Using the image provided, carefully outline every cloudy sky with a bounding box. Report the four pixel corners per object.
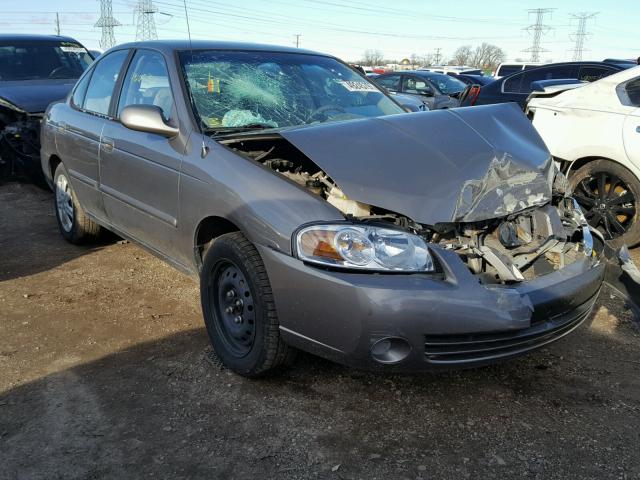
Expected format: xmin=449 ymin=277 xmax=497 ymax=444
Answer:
xmin=3 ymin=0 xmax=638 ymax=63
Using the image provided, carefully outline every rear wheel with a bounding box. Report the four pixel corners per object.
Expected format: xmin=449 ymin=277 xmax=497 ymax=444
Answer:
xmin=200 ymin=232 xmax=295 ymax=377
xmin=53 ymin=163 xmax=101 ymax=244
xmin=569 ymin=159 xmax=640 ymax=248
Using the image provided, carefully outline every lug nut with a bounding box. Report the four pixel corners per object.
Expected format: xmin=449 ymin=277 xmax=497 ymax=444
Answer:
xmin=235 ymin=299 xmax=243 ymax=307
xmin=234 ymin=315 xmax=243 ymax=324
xmin=225 ymin=306 xmax=234 ymax=314
xmin=226 ymin=290 xmax=235 ymax=299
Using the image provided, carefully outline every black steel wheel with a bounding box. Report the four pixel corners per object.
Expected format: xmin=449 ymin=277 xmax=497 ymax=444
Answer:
xmin=200 ymin=232 xmax=295 ymax=377
xmin=210 ymin=261 xmax=256 ymax=357
xmin=570 ymin=159 xmax=640 ymax=248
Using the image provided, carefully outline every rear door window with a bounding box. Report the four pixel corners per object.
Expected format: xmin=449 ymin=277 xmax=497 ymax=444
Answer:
xmin=497 ymin=65 xmax=522 ymax=77
xmin=514 ymin=65 xmax=577 ymax=94
xmin=578 ymin=66 xmax=615 ymax=82
xmin=376 ymin=74 xmax=401 ymax=93
xmin=71 ymin=70 xmax=93 ymax=108
xmin=617 ymin=77 xmax=640 ymax=107
xmin=83 ymin=50 xmax=129 ymax=116
xmin=402 ymin=76 xmax=433 ymax=95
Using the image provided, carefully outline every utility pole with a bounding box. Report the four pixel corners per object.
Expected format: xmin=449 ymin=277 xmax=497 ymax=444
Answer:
xmin=523 ymin=8 xmax=555 ymax=62
xmin=569 ymin=12 xmax=598 ymax=61
xmin=135 ymin=0 xmax=158 ymax=41
xmin=95 ymin=0 xmax=121 ymax=49
xmin=433 ymin=47 xmax=442 ymax=65
xmin=294 ymin=34 xmax=301 ymax=48
xmin=55 ymin=12 xmax=60 ymax=35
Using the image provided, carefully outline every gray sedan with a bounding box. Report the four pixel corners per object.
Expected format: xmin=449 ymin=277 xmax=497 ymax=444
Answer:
xmin=41 ymin=40 xmax=605 ymax=377
xmin=374 ymin=70 xmax=465 ymax=109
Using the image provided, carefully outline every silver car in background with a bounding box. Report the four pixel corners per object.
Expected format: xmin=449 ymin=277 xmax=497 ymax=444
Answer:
xmin=41 ymin=41 xmax=605 ymax=377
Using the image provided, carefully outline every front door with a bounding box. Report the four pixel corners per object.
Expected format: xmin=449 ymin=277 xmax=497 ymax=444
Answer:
xmin=99 ymin=49 xmax=183 ymax=256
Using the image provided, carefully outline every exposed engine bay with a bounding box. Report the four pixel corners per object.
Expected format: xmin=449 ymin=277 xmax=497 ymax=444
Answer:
xmin=0 ymin=101 xmax=42 ymax=183
xmin=221 ymin=134 xmax=598 ymax=285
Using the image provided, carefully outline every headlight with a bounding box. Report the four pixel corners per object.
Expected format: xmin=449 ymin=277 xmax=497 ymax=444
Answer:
xmin=295 ymin=224 xmax=435 ymax=272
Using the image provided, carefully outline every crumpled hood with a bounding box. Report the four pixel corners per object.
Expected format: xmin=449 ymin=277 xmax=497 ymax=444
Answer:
xmin=0 ymin=79 xmax=76 ymax=113
xmin=280 ymin=103 xmax=554 ymax=225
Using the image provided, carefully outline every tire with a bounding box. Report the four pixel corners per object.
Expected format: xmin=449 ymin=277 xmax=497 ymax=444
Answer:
xmin=569 ymin=159 xmax=640 ymax=249
xmin=53 ymin=163 xmax=101 ymax=244
xmin=200 ymin=232 xmax=295 ymax=377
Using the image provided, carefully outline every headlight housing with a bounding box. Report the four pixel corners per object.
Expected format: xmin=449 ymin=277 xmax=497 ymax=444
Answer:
xmin=295 ymin=224 xmax=435 ymax=272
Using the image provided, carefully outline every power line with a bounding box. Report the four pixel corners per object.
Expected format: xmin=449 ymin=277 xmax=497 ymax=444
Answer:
xmin=523 ymin=8 xmax=555 ymax=62
xmin=135 ymin=0 xmax=158 ymax=41
xmin=95 ymin=0 xmax=121 ymax=49
xmin=433 ymin=47 xmax=442 ymax=65
xmin=569 ymin=12 xmax=598 ymax=61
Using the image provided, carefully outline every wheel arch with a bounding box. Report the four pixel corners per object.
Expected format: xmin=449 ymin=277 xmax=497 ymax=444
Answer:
xmin=48 ymin=154 xmax=63 ymax=187
xmin=564 ymin=155 xmax=640 ymax=182
xmin=194 ymin=216 xmax=241 ymax=272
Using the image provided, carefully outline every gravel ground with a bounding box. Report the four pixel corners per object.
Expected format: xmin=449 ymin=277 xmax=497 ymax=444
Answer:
xmin=1 ymin=182 xmax=639 ymax=480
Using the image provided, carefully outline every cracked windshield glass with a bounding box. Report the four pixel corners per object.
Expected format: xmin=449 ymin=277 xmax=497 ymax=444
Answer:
xmin=179 ymin=50 xmax=404 ymax=132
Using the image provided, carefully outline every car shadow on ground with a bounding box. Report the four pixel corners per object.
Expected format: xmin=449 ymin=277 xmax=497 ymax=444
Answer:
xmin=1 ymin=306 xmax=639 ymax=479
xmin=0 ymin=183 xmax=116 ymax=282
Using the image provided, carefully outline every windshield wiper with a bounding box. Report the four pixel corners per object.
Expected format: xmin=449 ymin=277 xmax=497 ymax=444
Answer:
xmin=204 ymin=123 xmax=278 ymax=136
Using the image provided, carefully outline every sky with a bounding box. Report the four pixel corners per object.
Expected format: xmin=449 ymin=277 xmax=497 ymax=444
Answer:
xmin=1 ymin=0 xmax=638 ymax=63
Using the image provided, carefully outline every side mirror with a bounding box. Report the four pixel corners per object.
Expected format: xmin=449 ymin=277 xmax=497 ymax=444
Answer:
xmin=120 ymin=105 xmax=178 ymax=138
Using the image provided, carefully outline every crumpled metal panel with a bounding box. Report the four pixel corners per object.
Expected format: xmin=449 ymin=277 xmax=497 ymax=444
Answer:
xmin=280 ymin=103 xmax=553 ymax=225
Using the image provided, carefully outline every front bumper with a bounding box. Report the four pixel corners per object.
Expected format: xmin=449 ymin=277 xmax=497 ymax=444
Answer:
xmin=258 ymin=244 xmax=605 ymax=371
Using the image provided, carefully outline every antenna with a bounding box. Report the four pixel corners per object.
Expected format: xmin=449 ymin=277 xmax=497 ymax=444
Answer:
xmin=182 ymin=0 xmax=208 ymax=157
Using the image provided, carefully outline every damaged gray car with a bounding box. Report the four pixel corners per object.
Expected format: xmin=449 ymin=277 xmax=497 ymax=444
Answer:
xmin=41 ymin=41 xmax=619 ymax=377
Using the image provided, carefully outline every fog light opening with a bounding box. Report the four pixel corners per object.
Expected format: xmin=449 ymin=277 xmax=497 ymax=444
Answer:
xmin=370 ymin=337 xmax=412 ymax=364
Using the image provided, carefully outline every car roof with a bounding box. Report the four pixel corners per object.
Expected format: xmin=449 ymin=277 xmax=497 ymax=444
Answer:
xmin=397 ymin=70 xmax=455 ymax=78
xmin=0 ymin=34 xmax=83 ymax=43
xmin=107 ymin=39 xmax=327 ymax=57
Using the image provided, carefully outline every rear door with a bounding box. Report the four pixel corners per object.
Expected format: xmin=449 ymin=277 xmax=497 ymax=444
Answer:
xmin=375 ymin=74 xmax=401 ymax=94
xmin=99 ymin=48 xmax=182 ymax=255
xmin=56 ymin=49 xmax=129 ymax=220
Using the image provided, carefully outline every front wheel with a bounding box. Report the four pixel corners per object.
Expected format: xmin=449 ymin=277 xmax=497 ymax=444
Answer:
xmin=53 ymin=163 xmax=101 ymax=244
xmin=569 ymin=159 xmax=640 ymax=248
xmin=200 ymin=232 xmax=295 ymax=377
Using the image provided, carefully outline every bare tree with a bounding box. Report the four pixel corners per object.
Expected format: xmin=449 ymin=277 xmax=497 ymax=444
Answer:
xmin=362 ymin=49 xmax=385 ymax=67
xmin=451 ymin=45 xmax=472 ymax=66
xmin=468 ymin=43 xmax=506 ymax=71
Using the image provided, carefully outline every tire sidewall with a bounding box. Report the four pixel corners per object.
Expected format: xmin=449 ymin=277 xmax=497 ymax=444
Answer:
xmin=200 ymin=238 xmax=270 ymax=375
xmin=569 ymin=159 xmax=640 ymax=249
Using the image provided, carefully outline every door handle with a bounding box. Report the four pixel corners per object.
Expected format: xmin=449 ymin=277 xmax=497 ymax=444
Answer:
xmin=101 ymin=137 xmax=115 ymax=152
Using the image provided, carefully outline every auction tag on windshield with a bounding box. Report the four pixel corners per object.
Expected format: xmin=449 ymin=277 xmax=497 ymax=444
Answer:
xmin=337 ymin=80 xmax=378 ymax=92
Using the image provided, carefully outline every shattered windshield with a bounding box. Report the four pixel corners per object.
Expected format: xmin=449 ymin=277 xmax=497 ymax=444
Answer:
xmin=179 ymin=50 xmax=404 ymax=132
xmin=0 ymin=41 xmax=92 ymax=81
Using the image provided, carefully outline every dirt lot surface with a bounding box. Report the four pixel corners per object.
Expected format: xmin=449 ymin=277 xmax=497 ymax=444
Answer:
xmin=1 ymin=182 xmax=639 ymax=480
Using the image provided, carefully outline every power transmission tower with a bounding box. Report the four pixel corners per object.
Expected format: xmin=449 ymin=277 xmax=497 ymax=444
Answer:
xmin=95 ymin=0 xmax=121 ymax=49
xmin=294 ymin=34 xmax=301 ymax=48
xmin=433 ymin=47 xmax=442 ymax=65
xmin=523 ymin=8 xmax=555 ymax=62
xmin=569 ymin=12 xmax=598 ymax=61
xmin=135 ymin=0 xmax=158 ymax=41
xmin=55 ymin=13 xmax=60 ymax=35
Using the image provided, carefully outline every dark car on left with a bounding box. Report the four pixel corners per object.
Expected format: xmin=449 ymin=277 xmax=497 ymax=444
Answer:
xmin=0 ymin=34 xmax=94 ymax=185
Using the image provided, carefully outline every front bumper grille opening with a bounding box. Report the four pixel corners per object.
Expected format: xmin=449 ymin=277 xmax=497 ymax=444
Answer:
xmin=424 ymin=297 xmax=595 ymax=364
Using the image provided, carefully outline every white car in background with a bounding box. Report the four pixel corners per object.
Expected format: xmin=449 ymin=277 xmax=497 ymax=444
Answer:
xmin=527 ymin=66 xmax=640 ymax=247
